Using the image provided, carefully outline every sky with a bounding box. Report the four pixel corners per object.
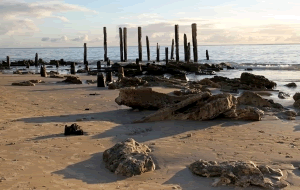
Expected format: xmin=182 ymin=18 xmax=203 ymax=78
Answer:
xmin=1 ymin=0 xmax=300 ymax=48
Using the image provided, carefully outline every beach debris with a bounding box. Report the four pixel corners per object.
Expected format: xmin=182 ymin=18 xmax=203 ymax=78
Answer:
xmin=240 ymin=72 xmax=277 ymax=90
xmin=62 ymin=76 xmax=82 ymax=84
xmin=77 ymin=69 xmax=87 ymax=73
xmin=189 ymin=159 xmax=286 ymax=189
xmin=12 ymin=81 xmax=35 ymax=86
xmin=278 ymin=92 xmax=290 ymax=99
xmin=103 ymin=138 xmax=155 ymax=177
xmin=13 ymin=70 xmax=23 ymax=74
xmin=86 ymin=80 xmax=97 ymax=84
xmin=285 ymin=82 xmax=297 ymax=88
xmin=64 ymin=123 xmax=83 ymax=136
xmin=115 ymin=87 xmax=192 ymax=110
xmin=245 ymin=68 xmax=253 ymax=71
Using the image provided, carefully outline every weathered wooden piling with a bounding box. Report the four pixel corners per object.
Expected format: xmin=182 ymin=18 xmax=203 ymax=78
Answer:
xmin=103 ymin=27 xmax=108 ymax=61
xmin=184 ymin=34 xmax=188 ymax=62
xmin=55 ymin=60 xmax=59 ymax=68
xmin=206 ymin=50 xmax=209 ymax=60
xmin=146 ymin=36 xmax=150 ymax=61
xmin=60 ymin=59 xmax=64 ymax=66
xmin=165 ymin=47 xmax=169 ymax=65
xmin=97 ymin=73 xmax=106 ymax=87
xmin=136 ymin=58 xmax=140 ymax=65
xmin=71 ymin=62 xmax=76 ymax=74
xmin=175 ymin=25 xmax=179 ymax=62
xmin=107 ymin=58 xmax=111 ymax=66
xmin=187 ymin=43 xmax=191 ymax=62
xmin=41 ymin=65 xmax=47 ymax=77
xmin=192 ymin=23 xmax=198 ymax=62
xmin=156 ymin=43 xmax=160 ymax=62
xmin=123 ymin=27 xmax=127 ymax=62
xmin=84 ymin=43 xmax=87 ymax=65
xmin=138 ymin=27 xmax=142 ymax=61
xmin=35 ymin=53 xmax=38 ymax=67
xmin=97 ymin=61 xmax=101 ymax=70
xmin=171 ymin=39 xmax=174 ymax=60
xmin=119 ymin=28 xmax=124 ymax=62
xmin=106 ymin=72 xmax=112 ymax=83
xmin=85 ymin=64 xmax=89 ymax=71
xmin=6 ymin=56 xmax=10 ymax=68
xmin=118 ymin=66 xmax=124 ymax=80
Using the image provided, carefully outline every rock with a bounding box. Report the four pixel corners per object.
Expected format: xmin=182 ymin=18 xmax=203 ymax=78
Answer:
xmin=285 ymin=82 xmax=297 ymax=88
xmin=293 ymin=99 xmax=300 ymax=108
xmin=64 ymin=123 xmax=83 ymax=136
xmin=86 ymin=80 xmax=97 ymax=84
xmin=189 ymin=159 xmax=284 ymax=189
xmin=245 ymin=68 xmax=253 ymax=71
xmin=29 ymin=80 xmax=45 ymax=84
xmin=115 ymin=87 xmax=191 ymax=110
xmin=50 ymin=75 xmax=65 ymax=78
xmin=225 ymin=106 xmax=264 ymax=121
xmin=278 ymin=92 xmax=290 ymax=99
xmin=103 ymin=138 xmax=155 ymax=177
xmin=12 ymin=81 xmax=35 ymax=86
xmin=77 ymin=69 xmax=87 ymax=73
xmin=170 ymin=73 xmax=187 ymax=81
xmin=240 ymin=72 xmax=276 ymax=90
xmin=238 ymin=91 xmax=272 ymax=107
xmin=13 ymin=70 xmax=22 ymax=74
xmin=108 ymin=82 xmax=117 ymax=90
xmin=198 ymin=78 xmax=221 ymax=88
xmin=293 ymin=92 xmax=300 ymax=101
xmin=166 ymin=61 xmax=201 ymax=72
xmin=173 ymin=89 xmax=202 ymax=96
xmin=284 ymin=110 xmax=297 ymax=117
xmin=62 ymin=76 xmax=82 ymax=84
xmin=146 ymin=64 xmax=166 ymax=75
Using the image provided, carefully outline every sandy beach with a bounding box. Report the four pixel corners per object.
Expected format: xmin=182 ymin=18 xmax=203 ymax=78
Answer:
xmin=0 ymin=73 xmax=300 ymax=190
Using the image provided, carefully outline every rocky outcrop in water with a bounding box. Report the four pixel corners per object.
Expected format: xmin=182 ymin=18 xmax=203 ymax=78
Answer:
xmin=103 ymin=138 xmax=155 ymax=177
xmin=240 ymin=72 xmax=277 ymax=90
xmin=285 ymin=82 xmax=297 ymax=88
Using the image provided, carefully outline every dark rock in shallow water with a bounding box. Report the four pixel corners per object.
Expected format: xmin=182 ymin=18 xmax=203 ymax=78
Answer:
xmin=64 ymin=123 xmax=83 ymax=136
xmin=285 ymin=82 xmax=297 ymax=88
xmin=241 ymin=72 xmax=277 ymax=90
xmin=293 ymin=92 xmax=300 ymax=101
xmin=103 ymin=138 xmax=155 ymax=177
xmin=245 ymin=68 xmax=253 ymax=71
xmin=278 ymin=91 xmax=290 ymax=99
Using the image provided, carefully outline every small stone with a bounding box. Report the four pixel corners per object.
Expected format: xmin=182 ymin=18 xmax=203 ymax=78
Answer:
xmin=187 ymin=134 xmax=192 ymax=137
xmin=85 ymin=108 xmax=90 ymax=111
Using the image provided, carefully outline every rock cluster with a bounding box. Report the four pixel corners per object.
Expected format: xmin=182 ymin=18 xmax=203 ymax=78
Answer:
xmin=64 ymin=123 xmax=83 ymax=136
xmin=108 ymin=77 xmax=148 ymax=89
xmin=103 ymin=138 xmax=155 ymax=177
xmin=62 ymin=76 xmax=82 ymax=84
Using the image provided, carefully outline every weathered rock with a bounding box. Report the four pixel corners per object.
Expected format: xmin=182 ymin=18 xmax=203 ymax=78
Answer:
xmin=103 ymin=138 xmax=155 ymax=177
xmin=77 ymin=69 xmax=87 ymax=73
xmin=238 ymin=91 xmax=272 ymax=107
xmin=146 ymin=64 xmax=165 ymax=75
xmin=86 ymin=80 xmax=97 ymax=84
xmin=116 ymin=87 xmax=191 ymax=110
xmin=62 ymin=76 xmax=82 ymax=84
xmin=13 ymin=70 xmax=22 ymax=74
xmin=224 ymin=106 xmax=264 ymax=121
xmin=278 ymin=92 xmax=290 ymax=99
xmin=170 ymin=73 xmax=187 ymax=81
xmin=29 ymin=80 xmax=45 ymax=84
xmin=64 ymin=123 xmax=83 ymax=136
xmin=293 ymin=99 xmax=300 ymax=109
xmin=50 ymin=74 xmax=65 ymax=78
xmin=198 ymin=78 xmax=221 ymax=88
xmin=12 ymin=81 xmax=35 ymax=86
xmin=173 ymin=88 xmax=202 ymax=96
xmin=293 ymin=92 xmax=300 ymax=101
xmin=108 ymin=82 xmax=117 ymax=90
xmin=240 ymin=72 xmax=277 ymax=90
xmin=285 ymin=82 xmax=297 ymax=88
xmin=166 ymin=61 xmax=201 ymax=72
xmin=189 ymin=159 xmax=284 ymax=189
xmin=284 ymin=110 xmax=297 ymax=117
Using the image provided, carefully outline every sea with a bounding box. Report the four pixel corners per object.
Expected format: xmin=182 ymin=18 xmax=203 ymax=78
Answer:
xmin=1 ymin=44 xmax=300 ymax=109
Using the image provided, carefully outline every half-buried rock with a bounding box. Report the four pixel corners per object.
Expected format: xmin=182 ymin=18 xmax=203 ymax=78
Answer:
xmin=62 ymin=76 xmax=82 ymax=84
xmin=64 ymin=123 xmax=83 ymax=136
xmin=103 ymin=138 xmax=155 ymax=177
xmin=12 ymin=81 xmax=35 ymax=86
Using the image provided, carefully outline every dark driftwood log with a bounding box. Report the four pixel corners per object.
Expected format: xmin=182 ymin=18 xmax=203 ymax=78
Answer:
xmin=206 ymin=50 xmax=209 ymax=60
xmin=184 ymin=34 xmax=188 ymax=62
xmin=156 ymin=43 xmax=160 ymax=62
xmin=171 ymin=39 xmax=174 ymax=60
xmin=35 ymin=53 xmax=38 ymax=67
xmin=175 ymin=25 xmax=179 ymax=62
xmin=165 ymin=47 xmax=169 ymax=65
xmin=119 ymin=28 xmax=124 ymax=62
xmin=146 ymin=36 xmax=150 ymax=61
xmin=192 ymin=23 xmax=198 ymax=62
xmin=71 ymin=62 xmax=76 ymax=75
xmin=103 ymin=27 xmax=108 ymax=61
xmin=138 ymin=27 xmax=142 ymax=61
xmin=84 ymin=43 xmax=87 ymax=65
xmin=123 ymin=27 xmax=127 ymax=62
xmin=97 ymin=73 xmax=106 ymax=87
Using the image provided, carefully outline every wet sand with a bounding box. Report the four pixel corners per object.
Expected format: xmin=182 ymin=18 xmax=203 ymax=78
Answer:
xmin=0 ymin=73 xmax=300 ymax=190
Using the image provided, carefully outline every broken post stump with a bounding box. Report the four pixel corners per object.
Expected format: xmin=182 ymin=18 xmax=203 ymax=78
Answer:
xmin=97 ymin=61 xmax=101 ymax=70
xmin=41 ymin=65 xmax=47 ymax=77
xmin=187 ymin=43 xmax=191 ymax=62
xmin=206 ymin=50 xmax=209 ymax=60
xmin=6 ymin=56 xmax=10 ymax=69
xmin=107 ymin=58 xmax=111 ymax=66
xmin=118 ymin=66 xmax=125 ymax=80
xmin=84 ymin=43 xmax=87 ymax=65
xmin=106 ymin=71 xmax=113 ymax=83
xmin=35 ymin=53 xmax=38 ymax=67
xmin=171 ymin=39 xmax=174 ymax=60
xmin=60 ymin=59 xmax=64 ymax=66
xmin=71 ymin=62 xmax=76 ymax=75
xmin=136 ymin=58 xmax=140 ymax=65
xmin=184 ymin=34 xmax=188 ymax=62
xmin=103 ymin=27 xmax=108 ymax=61
xmin=119 ymin=27 xmax=124 ymax=62
xmin=55 ymin=60 xmax=59 ymax=68
xmin=165 ymin=47 xmax=169 ymax=65
xmin=192 ymin=23 xmax=198 ymax=62
xmin=97 ymin=72 xmax=106 ymax=87
xmin=146 ymin=36 xmax=150 ymax=61
xmin=175 ymin=25 xmax=179 ymax=62
xmin=123 ymin=27 xmax=127 ymax=62
xmin=138 ymin=26 xmax=142 ymax=61
xmin=85 ymin=64 xmax=89 ymax=71
xmin=156 ymin=43 xmax=160 ymax=62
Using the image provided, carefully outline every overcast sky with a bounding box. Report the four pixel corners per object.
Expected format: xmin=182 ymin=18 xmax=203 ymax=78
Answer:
xmin=1 ymin=0 xmax=300 ymax=48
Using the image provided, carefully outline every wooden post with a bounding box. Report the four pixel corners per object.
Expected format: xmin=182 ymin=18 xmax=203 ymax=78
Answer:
xmin=84 ymin=43 xmax=87 ymax=65
xmin=123 ymin=27 xmax=127 ymax=62
xmin=107 ymin=58 xmax=111 ymax=66
xmin=192 ymin=23 xmax=198 ymax=62
xmin=35 ymin=53 xmax=38 ymax=67
xmin=165 ymin=47 xmax=169 ymax=65
xmin=55 ymin=60 xmax=59 ymax=68
xmin=136 ymin=58 xmax=140 ymax=65
xmin=206 ymin=50 xmax=209 ymax=60
xmin=97 ymin=61 xmax=101 ymax=70
xmin=118 ymin=66 xmax=124 ymax=80
xmin=175 ymin=25 xmax=179 ymax=62
xmin=41 ymin=64 xmax=47 ymax=77
xmin=171 ymin=39 xmax=174 ymax=60
xmin=97 ymin=73 xmax=106 ymax=87
xmin=6 ymin=56 xmax=10 ymax=69
xmin=138 ymin=27 xmax=142 ymax=61
xmin=187 ymin=43 xmax=191 ymax=62
xmin=106 ymin=72 xmax=112 ymax=82
xmin=60 ymin=59 xmax=64 ymax=66
xmin=184 ymin=34 xmax=187 ymax=62
xmin=146 ymin=36 xmax=150 ymax=61
xmin=156 ymin=43 xmax=160 ymax=62
xmin=71 ymin=62 xmax=76 ymax=75
xmin=103 ymin=27 xmax=108 ymax=61
xmin=119 ymin=28 xmax=124 ymax=62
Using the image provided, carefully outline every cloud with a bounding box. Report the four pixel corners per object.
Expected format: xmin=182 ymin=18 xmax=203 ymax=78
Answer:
xmin=0 ymin=1 xmax=97 ymax=36
xmin=71 ymin=34 xmax=89 ymax=42
xmin=41 ymin=37 xmax=50 ymax=41
xmin=41 ymin=35 xmax=68 ymax=43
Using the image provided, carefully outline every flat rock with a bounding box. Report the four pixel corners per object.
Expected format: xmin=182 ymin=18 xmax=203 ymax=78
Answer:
xmin=12 ymin=81 xmax=35 ymax=86
xmin=240 ymin=72 xmax=277 ymax=90
xmin=285 ymin=82 xmax=297 ymax=88
xmin=62 ymin=76 xmax=82 ymax=84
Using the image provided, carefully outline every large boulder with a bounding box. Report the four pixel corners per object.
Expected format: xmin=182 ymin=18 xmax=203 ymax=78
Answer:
xmin=103 ymin=138 xmax=155 ymax=177
xmin=224 ymin=106 xmax=264 ymax=121
xmin=115 ymin=87 xmax=191 ymax=110
xmin=293 ymin=99 xmax=300 ymax=109
xmin=285 ymin=82 xmax=297 ymax=88
xmin=240 ymin=72 xmax=276 ymax=90
xmin=198 ymin=78 xmax=220 ymax=88
xmin=189 ymin=159 xmax=285 ymax=189
xmin=293 ymin=92 xmax=300 ymax=101
xmin=238 ymin=91 xmax=272 ymax=107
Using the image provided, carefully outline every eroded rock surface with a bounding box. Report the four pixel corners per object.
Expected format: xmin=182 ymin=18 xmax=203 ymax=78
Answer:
xmin=103 ymin=138 xmax=155 ymax=177
xmin=240 ymin=72 xmax=277 ymax=90
xmin=62 ymin=76 xmax=82 ymax=84
xmin=12 ymin=81 xmax=35 ymax=86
